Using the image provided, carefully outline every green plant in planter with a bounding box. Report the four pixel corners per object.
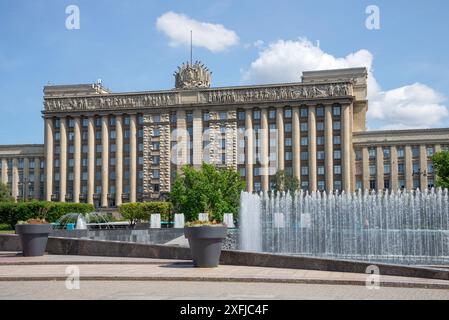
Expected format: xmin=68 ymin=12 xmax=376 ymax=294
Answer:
xmin=185 ymin=220 xmax=225 ymax=227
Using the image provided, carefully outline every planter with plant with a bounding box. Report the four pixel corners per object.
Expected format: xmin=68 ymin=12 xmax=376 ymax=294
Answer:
xmin=184 ymin=219 xmax=227 ymax=268
xmin=15 ymin=208 xmax=52 ymax=257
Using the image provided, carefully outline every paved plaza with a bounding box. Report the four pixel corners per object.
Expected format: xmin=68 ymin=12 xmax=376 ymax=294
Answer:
xmin=1 ymin=252 xmax=449 ymax=300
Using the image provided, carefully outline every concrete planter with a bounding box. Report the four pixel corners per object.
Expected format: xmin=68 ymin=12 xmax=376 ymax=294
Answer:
xmin=184 ymin=225 xmax=227 ymax=268
xmin=15 ymin=224 xmax=52 ymax=257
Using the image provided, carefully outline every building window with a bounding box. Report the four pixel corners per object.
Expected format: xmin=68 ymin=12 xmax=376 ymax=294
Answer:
xmin=316 ymin=107 xmax=324 ymax=117
xmin=428 ymin=179 xmax=435 ymax=189
xmin=152 ymin=129 xmax=160 ymax=137
xmin=369 ymin=165 xmax=376 ymax=176
xmin=356 ymin=180 xmax=362 ymax=190
xmin=124 ymin=116 xmax=130 ymax=125
xmin=397 ymin=147 xmax=404 ymax=158
xmin=301 ymin=181 xmax=309 ymax=190
xmin=412 ymin=146 xmax=420 ymax=158
xmin=384 ymin=180 xmax=390 ymax=190
xmin=334 ymin=180 xmax=342 ymax=191
xmin=427 ymin=163 xmax=434 ymax=174
xmin=301 ymin=166 xmax=309 ymax=176
xmin=254 ymin=182 xmax=261 ymax=192
xmin=285 ymin=138 xmax=292 ymax=147
xmin=355 ymin=150 xmax=362 ymax=161
xmin=55 ymin=132 xmax=61 ymax=141
xmin=110 ymin=144 xmax=116 ymax=152
xmin=333 ymin=136 xmax=341 ymax=145
xmin=300 ymin=123 xmax=308 ymax=132
xmin=152 ymin=142 xmax=160 ymax=150
xmin=203 ymin=112 xmax=210 ymax=121
xmin=368 ymin=148 xmax=376 ymax=159
xmin=369 ymin=180 xmax=376 ymax=190
xmin=383 ymin=147 xmax=390 ymax=159
xmin=413 ymin=179 xmax=420 ymax=189
xmin=284 ymin=109 xmax=292 ymax=118
xmin=301 ymin=137 xmax=308 ymax=146
xmin=398 ymin=163 xmax=405 ymax=174
xmin=285 ymin=152 xmax=292 ymax=161
xmin=333 ymin=105 xmax=341 ymax=116
xmin=317 ymin=151 xmax=325 ymax=160
xmin=317 ymin=122 xmax=324 ymax=131
xmin=300 ymin=108 xmax=308 ymax=117
xmin=285 ymin=123 xmax=292 ymax=132
xmin=318 ymin=180 xmax=325 ymax=190
xmin=253 ymin=110 xmax=261 ymax=120
xmin=109 ymin=117 xmax=116 ymax=126
xmin=334 ymin=165 xmax=341 ymax=175
xmin=301 ymin=152 xmax=308 ymax=160
xmin=151 ymin=156 xmax=160 ymax=165
xmin=334 ymin=150 xmax=341 ymax=160
xmin=152 ymin=170 xmax=160 ymax=179
xmin=152 ymin=115 xmax=160 ymax=123
xmin=384 ymin=164 xmax=391 ymax=174
xmin=333 ymin=121 xmax=341 ymax=130
xmin=317 ymin=166 xmax=325 ymax=175
xmin=239 ymin=168 xmax=246 ymax=177
xmin=269 ymin=110 xmax=276 ymax=119
xmin=399 ymin=179 xmax=405 ymax=189
xmin=427 ymin=146 xmax=434 ymax=157
xmin=317 ymin=136 xmax=324 ymax=145
xmin=238 ymin=111 xmax=245 ymax=120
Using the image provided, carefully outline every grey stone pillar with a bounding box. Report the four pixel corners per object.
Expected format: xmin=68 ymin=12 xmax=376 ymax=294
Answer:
xmin=129 ymin=115 xmax=137 ymax=203
xmin=245 ymin=109 xmax=254 ymax=193
xmin=73 ymin=117 xmax=82 ymax=203
xmin=324 ymin=105 xmax=333 ymax=192
xmin=115 ymin=115 xmax=123 ymax=206
xmin=101 ymin=116 xmax=109 ymax=207
xmin=44 ymin=118 xmax=54 ymax=201
xmin=59 ymin=118 xmax=67 ymax=202
xmin=87 ymin=117 xmax=95 ymax=205
xmin=308 ymin=106 xmax=317 ymax=192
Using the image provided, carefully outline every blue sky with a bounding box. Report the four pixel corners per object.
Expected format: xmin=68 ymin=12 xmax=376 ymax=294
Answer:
xmin=1 ymin=0 xmax=448 ymax=144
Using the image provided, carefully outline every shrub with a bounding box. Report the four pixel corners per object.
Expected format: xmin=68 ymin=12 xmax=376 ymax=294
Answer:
xmin=118 ymin=202 xmax=172 ymax=226
xmin=0 ymin=201 xmax=94 ymax=229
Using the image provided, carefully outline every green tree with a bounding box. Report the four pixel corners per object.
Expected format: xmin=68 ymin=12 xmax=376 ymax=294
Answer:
xmin=169 ymin=163 xmax=245 ymax=222
xmin=0 ymin=183 xmax=13 ymax=202
xmin=431 ymin=151 xmax=449 ymax=189
xmin=271 ymin=170 xmax=299 ymax=194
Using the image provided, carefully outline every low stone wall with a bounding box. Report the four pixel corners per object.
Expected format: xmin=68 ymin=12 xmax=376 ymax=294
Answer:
xmin=1 ymin=234 xmax=449 ymax=281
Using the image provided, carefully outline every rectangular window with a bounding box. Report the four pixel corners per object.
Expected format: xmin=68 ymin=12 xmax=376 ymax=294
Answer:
xmin=397 ymin=147 xmax=404 ymax=158
xmin=285 ymin=123 xmax=292 ymax=132
xmin=369 ymin=165 xmax=376 ymax=175
xmin=316 ymin=122 xmax=324 ymax=131
xmin=370 ymin=180 xmax=377 ymax=190
xmin=383 ymin=147 xmax=390 ymax=159
xmin=203 ymin=112 xmax=210 ymax=121
xmin=152 ymin=170 xmax=160 ymax=179
xmin=334 ymin=150 xmax=341 ymax=160
xmin=301 ymin=137 xmax=308 ymax=146
xmin=239 ymin=168 xmax=246 ymax=177
xmin=152 ymin=129 xmax=160 ymax=137
xmin=333 ymin=105 xmax=341 ymax=116
xmin=318 ymin=180 xmax=325 ymax=190
xmin=269 ymin=110 xmax=276 ymax=119
xmin=284 ymin=109 xmax=292 ymax=118
xmin=238 ymin=111 xmax=245 ymax=120
xmin=333 ymin=136 xmax=341 ymax=145
xmin=333 ymin=121 xmax=341 ymax=130
xmin=413 ymin=162 xmax=420 ymax=174
xmin=285 ymin=138 xmax=292 ymax=147
xmin=316 ymin=107 xmax=324 ymax=117
xmin=355 ymin=150 xmax=362 ymax=161
xmin=301 ymin=152 xmax=308 ymax=160
xmin=384 ymin=179 xmax=390 ymax=190
xmin=412 ymin=146 xmax=420 ymax=158
xmin=300 ymin=108 xmax=308 ymax=117
xmin=334 ymin=165 xmax=341 ymax=175
xmin=369 ymin=148 xmax=376 ymax=159
xmin=152 ymin=115 xmax=160 ymax=123
xmin=253 ymin=110 xmax=261 ymax=120
xmin=300 ymin=122 xmax=308 ymax=132
xmin=219 ymin=112 xmax=227 ymax=120
xmin=317 ymin=136 xmax=324 ymax=145
xmin=384 ymin=164 xmax=391 ymax=174
xmin=317 ymin=151 xmax=325 ymax=160
xmin=427 ymin=146 xmax=434 ymax=157
xmin=285 ymin=152 xmax=292 ymax=161
xmin=427 ymin=163 xmax=434 ymax=174
xmin=301 ymin=166 xmax=309 ymax=176
xmin=317 ymin=166 xmax=325 ymax=175
xmin=398 ymin=163 xmax=405 ymax=174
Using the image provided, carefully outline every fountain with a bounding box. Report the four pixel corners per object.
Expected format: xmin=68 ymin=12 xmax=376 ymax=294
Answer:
xmin=55 ymin=212 xmax=115 ymax=230
xmin=223 ymin=213 xmax=235 ymax=228
xmin=239 ymin=188 xmax=449 ymax=265
xmin=198 ymin=213 xmax=209 ymax=222
xmin=174 ymin=214 xmax=185 ymax=228
xmin=150 ymin=214 xmax=161 ymax=229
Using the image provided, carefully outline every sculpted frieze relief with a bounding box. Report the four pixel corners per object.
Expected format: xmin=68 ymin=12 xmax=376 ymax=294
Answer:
xmin=43 ymin=82 xmax=352 ymax=112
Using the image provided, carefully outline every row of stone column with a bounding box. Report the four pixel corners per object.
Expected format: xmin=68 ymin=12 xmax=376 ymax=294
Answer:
xmin=244 ymin=104 xmax=352 ymax=192
xmin=361 ymin=144 xmax=441 ymax=190
xmin=1 ymin=157 xmax=42 ymax=200
xmin=44 ymin=115 xmax=138 ymax=207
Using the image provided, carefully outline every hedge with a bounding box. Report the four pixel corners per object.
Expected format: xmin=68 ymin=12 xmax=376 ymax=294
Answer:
xmin=0 ymin=201 xmax=95 ymax=229
xmin=118 ymin=202 xmax=172 ymax=226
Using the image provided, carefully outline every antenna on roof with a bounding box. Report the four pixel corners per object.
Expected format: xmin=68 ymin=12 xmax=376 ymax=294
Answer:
xmin=190 ymin=30 xmax=193 ymax=66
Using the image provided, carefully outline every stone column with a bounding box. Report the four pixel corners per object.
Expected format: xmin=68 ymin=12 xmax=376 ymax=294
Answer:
xmin=176 ymin=110 xmax=187 ymax=169
xmin=362 ymin=147 xmax=370 ymax=190
xmin=324 ymin=106 xmax=333 ymax=192
xmin=23 ymin=158 xmax=30 ymax=200
xmin=44 ymin=118 xmax=54 ymax=201
xmin=405 ymin=145 xmax=413 ymax=190
xmin=342 ymin=104 xmax=351 ymax=192
xmin=376 ymin=146 xmax=384 ymax=191
xmin=308 ymin=106 xmax=317 ymax=192
xmin=115 ymin=115 xmax=124 ymax=206
xmin=34 ymin=158 xmax=41 ymax=200
xmin=12 ymin=158 xmax=18 ymax=202
xmin=419 ymin=145 xmax=428 ymax=190
xmin=73 ymin=117 xmax=81 ymax=203
xmin=260 ymin=108 xmax=269 ymax=192
xmin=59 ymin=118 xmax=67 ymax=202
xmin=390 ymin=146 xmax=398 ymax=191
xmin=192 ymin=109 xmax=203 ymax=168
xmin=129 ymin=115 xmax=137 ymax=203
xmin=245 ymin=109 xmax=254 ymax=193
xmin=1 ymin=159 xmax=8 ymax=185
xmin=101 ymin=116 xmax=109 ymax=207
xmin=276 ymin=107 xmax=284 ymax=171
xmin=292 ymin=106 xmax=301 ymax=183
xmin=87 ymin=117 xmax=95 ymax=205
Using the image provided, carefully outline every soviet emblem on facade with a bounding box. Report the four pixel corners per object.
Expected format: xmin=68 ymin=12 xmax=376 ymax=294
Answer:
xmin=174 ymin=61 xmax=211 ymax=90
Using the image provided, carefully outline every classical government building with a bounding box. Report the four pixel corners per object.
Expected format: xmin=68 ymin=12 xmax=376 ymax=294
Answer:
xmin=1 ymin=63 xmax=448 ymax=207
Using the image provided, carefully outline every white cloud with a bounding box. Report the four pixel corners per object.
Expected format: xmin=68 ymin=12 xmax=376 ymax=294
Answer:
xmin=242 ymin=38 xmax=448 ymax=129
xmin=156 ymin=11 xmax=239 ymax=53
